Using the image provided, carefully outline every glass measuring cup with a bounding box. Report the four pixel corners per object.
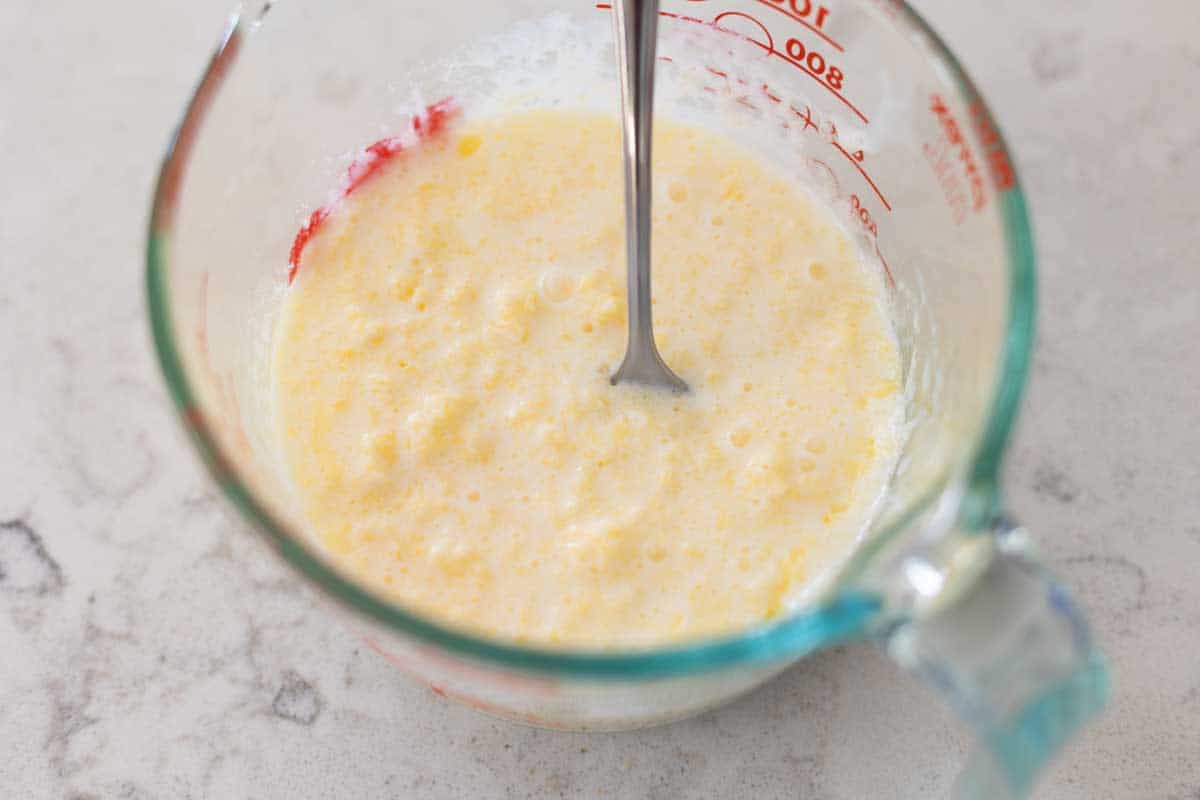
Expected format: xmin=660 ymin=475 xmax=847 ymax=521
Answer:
xmin=146 ymin=0 xmax=1107 ymax=796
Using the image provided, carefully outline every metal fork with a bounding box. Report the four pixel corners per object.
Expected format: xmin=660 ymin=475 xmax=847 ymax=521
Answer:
xmin=609 ymin=0 xmax=689 ymax=393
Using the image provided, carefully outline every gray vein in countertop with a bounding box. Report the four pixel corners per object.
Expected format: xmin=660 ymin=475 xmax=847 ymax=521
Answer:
xmin=0 ymin=519 xmax=65 ymax=597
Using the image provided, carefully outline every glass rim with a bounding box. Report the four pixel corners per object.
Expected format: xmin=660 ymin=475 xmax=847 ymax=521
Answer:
xmin=145 ymin=1 xmax=1035 ymax=678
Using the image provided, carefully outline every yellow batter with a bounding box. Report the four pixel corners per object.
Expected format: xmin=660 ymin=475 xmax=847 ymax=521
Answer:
xmin=273 ymin=110 xmax=902 ymax=647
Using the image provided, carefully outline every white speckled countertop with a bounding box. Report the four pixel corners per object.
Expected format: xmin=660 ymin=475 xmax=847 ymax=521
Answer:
xmin=2 ymin=1 xmax=1198 ymax=797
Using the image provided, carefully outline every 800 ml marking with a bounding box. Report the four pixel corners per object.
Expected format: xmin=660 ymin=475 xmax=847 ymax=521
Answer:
xmin=594 ymin=2 xmax=866 ymax=121
xmin=783 ymin=38 xmax=844 ymax=89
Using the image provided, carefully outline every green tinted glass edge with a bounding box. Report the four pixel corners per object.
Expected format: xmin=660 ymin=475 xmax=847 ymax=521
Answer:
xmin=888 ymin=3 xmax=1038 ymax=529
xmin=964 ymin=188 xmax=1036 ymax=528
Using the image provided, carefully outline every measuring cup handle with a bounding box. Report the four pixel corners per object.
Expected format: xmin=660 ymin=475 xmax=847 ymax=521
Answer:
xmin=881 ymin=518 xmax=1108 ymax=799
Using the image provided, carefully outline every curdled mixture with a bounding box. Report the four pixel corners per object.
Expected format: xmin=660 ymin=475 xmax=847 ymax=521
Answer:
xmin=273 ymin=109 xmax=903 ymax=647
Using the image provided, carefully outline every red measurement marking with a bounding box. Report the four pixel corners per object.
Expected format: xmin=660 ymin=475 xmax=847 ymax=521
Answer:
xmin=831 ymin=140 xmax=891 ymax=210
xmin=789 ymin=104 xmax=820 ymax=132
xmin=874 ymin=240 xmax=895 ymax=288
xmin=706 ymin=9 xmax=859 ymax=121
xmin=969 ymin=101 xmax=1015 ymax=191
xmin=750 ymin=0 xmax=844 ymax=52
xmin=808 ymin=156 xmax=843 ymax=197
xmin=659 ymin=9 xmax=707 ymax=24
xmin=287 ymin=97 xmax=459 ymax=284
xmin=924 ymin=137 xmax=967 ymax=225
xmin=849 ymin=193 xmax=877 ymax=236
xmin=594 ymin=4 xmax=866 ymax=123
xmin=929 ymin=93 xmax=986 ymax=212
xmin=703 ymin=68 xmax=891 ymax=217
xmin=713 ymin=10 xmax=775 ymax=51
xmin=763 ymin=44 xmax=865 ymax=122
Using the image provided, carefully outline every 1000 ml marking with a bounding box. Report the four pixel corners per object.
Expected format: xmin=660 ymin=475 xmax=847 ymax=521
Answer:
xmin=772 ymin=0 xmax=831 ymax=30
xmin=753 ymin=0 xmax=840 ymax=50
